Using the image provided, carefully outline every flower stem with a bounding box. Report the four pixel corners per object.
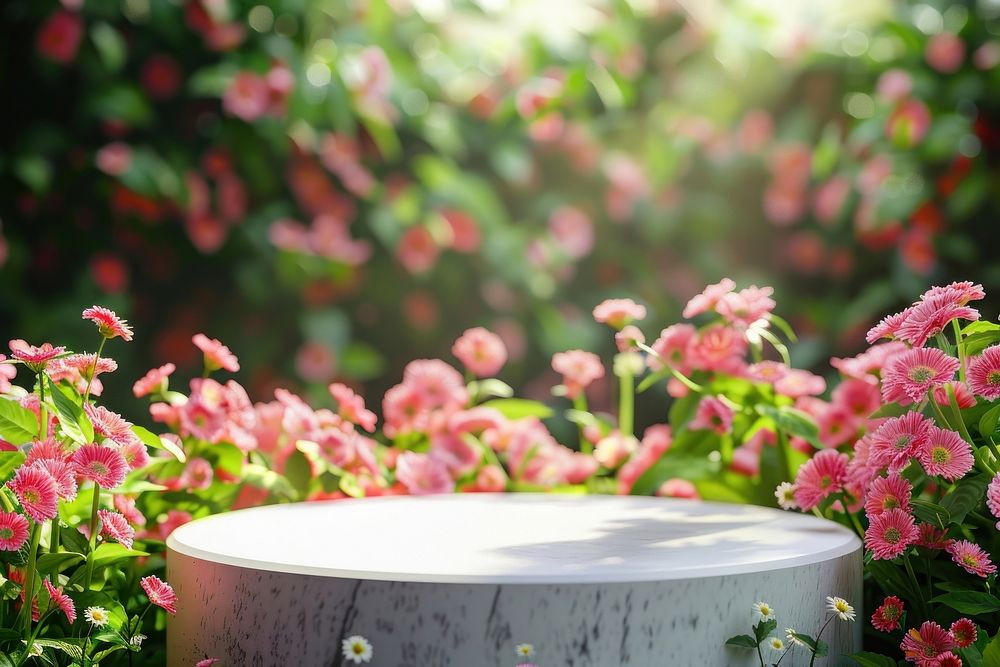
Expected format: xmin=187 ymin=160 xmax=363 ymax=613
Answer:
xmin=903 ymin=552 xmax=928 ymax=618
xmin=573 ymin=394 xmax=592 ymax=454
xmin=21 ymin=522 xmax=41 ymax=636
xmin=946 ymin=384 xmax=974 ymax=444
xmin=808 ymin=615 xmax=835 ymax=667
xmin=36 ymin=372 xmax=46 ymax=440
xmin=49 ymin=518 xmax=60 ymax=555
xmin=618 ymin=370 xmax=634 ymax=438
xmin=83 ymin=337 xmax=107 ymax=404
xmin=83 ymin=486 xmax=102 ymax=589
xmin=953 ymin=319 xmax=966 ymax=382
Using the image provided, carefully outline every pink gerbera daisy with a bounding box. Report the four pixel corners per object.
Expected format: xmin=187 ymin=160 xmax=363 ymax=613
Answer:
xmin=8 ymin=465 xmax=58 ymax=523
xmin=118 ymin=439 xmax=150 ymax=470
xmin=916 ymin=522 xmax=954 ymax=551
xmin=950 ymin=618 xmax=977 ymax=648
xmin=114 ymin=495 xmax=146 ymax=527
xmin=947 ymin=539 xmax=997 ymax=578
xmin=132 ymin=363 xmax=176 ymax=398
xmin=901 ymin=621 xmax=955 ymax=664
xmin=896 ymin=292 xmax=980 ymax=348
xmin=25 ymin=438 xmax=68 ymax=465
xmin=0 ymin=512 xmax=29 ymax=551
xmin=871 ymin=595 xmax=904 ymax=632
xmin=43 ymin=577 xmax=76 ymax=624
xmin=140 ymin=575 xmax=178 ymax=614
xmin=689 ymin=395 xmax=735 ymax=434
xmin=592 ymin=298 xmax=647 ymax=329
xmin=968 ymin=345 xmax=1000 ymax=400
xmin=715 ymin=285 xmax=775 ymax=328
xmin=551 ymin=350 xmax=604 ymax=399
xmin=98 ymin=509 xmax=135 ymax=549
xmin=987 ymin=474 xmax=1000 ymax=523
xmin=82 ymin=306 xmax=134 ymax=341
xmin=921 ymin=281 xmax=985 ymax=305
xmin=864 ymin=508 xmax=918 ymax=560
xmin=864 ymin=474 xmax=912 ymax=516
xmin=8 ymin=340 xmax=66 ymax=373
xmin=192 ymin=334 xmax=240 ymax=373
xmin=71 ymin=444 xmax=128 ymax=489
xmin=682 ymin=279 xmax=736 ymax=318
xmin=937 ymin=652 xmax=962 ymax=667
xmin=918 ymin=426 xmax=973 ymax=481
xmin=33 ymin=459 xmax=78 ymax=501
xmin=52 ymin=353 xmax=119 ymax=380
xmin=83 ymin=404 xmax=139 ymax=448
xmin=881 ymin=347 xmax=960 ymax=403
xmin=866 ymin=309 xmax=912 ymax=344
xmin=328 ymin=383 xmax=378 ymax=432
xmin=869 ymin=412 xmax=933 ymax=473
xmin=792 ymin=449 xmax=849 ymax=511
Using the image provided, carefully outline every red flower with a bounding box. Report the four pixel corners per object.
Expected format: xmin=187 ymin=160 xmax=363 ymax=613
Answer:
xmin=871 ymin=595 xmax=904 ymax=632
xmin=36 ymin=11 xmax=84 ymax=64
xmin=950 ymin=618 xmax=977 ymax=648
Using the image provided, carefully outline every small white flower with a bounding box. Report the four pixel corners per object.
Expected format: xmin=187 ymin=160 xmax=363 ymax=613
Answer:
xmin=84 ymin=606 xmax=110 ymax=627
xmin=130 ymin=634 xmax=146 ymax=647
xmin=775 ymin=482 xmax=799 ymax=510
xmin=785 ymin=628 xmax=805 ymax=646
xmin=826 ymin=596 xmax=856 ymax=622
xmin=341 ymin=635 xmax=373 ymax=664
xmin=515 ymin=643 xmax=535 ymax=657
xmin=768 ymin=637 xmax=785 ymax=652
xmin=753 ymin=601 xmax=776 ymax=621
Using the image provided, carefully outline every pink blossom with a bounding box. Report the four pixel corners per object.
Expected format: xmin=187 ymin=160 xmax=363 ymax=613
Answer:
xmin=448 ymin=407 xmax=506 ymax=435
xmin=114 ymin=495 xmax=146 ymax=527
xmin=452 ymin=328 xmax=508 ymax=377
xmin=551 ymin=350 xmax=604 ymax=399
xmin=901 ymin=620 xmax=955 ymax=664
xmin=403 ymin=359 xmax=468 ymax=410
xmin=615 ymin=325 xmax=645 ymax=353
xmin=592 ymin=299 xmax=646 ymax=329
xmin=617 ymin=425 xmax=672 ymax=494
xmin=43 ymin=578 xmax=76 ymax=624
xmin=730 ymin=445 xmax=760 ymax=477
xmin=396 ymin=226 xmax=439 ymax=274
xmin=8 ymin=341 xmax=66 ymax=372
xmin=95 ymin=143 xmax=133 ymax=177
xmin=179 ymin=457 xmax=214 ymax=491
xmin=969 ymin=345 xmax=1000 ymax=400
xmin=866 ymin=309 xmax=913 ymax=345
xmin=157 ymin=509 xmax=193 ymax=540
xmin=36 ymin=10 xmax=83 ymax=64
xmin=774 ymin=369 xmax=826 ymax=398
xmin=648 ymin=324 xmax=696 ymax=372
xmin=682 ymin=279 xmax=735 ymax=318
xmin=864 ymin=474 xmax=912 ymax=516
xmin=141 ymin=575 xmax=178 ymax=614
xmin=793 ymin=449 xmax=849 ymax=510
xmin=0 ymin=512 xmax=29 ymax=551
xmin=926 ymin=32 xmax=965 ymax=73
xmin=947 ymin=540 xmax=996 ymax=578
xmin=657 ymin=478 xmax=699 ymax=499
xmin=691 ymin=325 xmax=747 ymax=375
xmin=886 ymin=99 xmax=931 ymax=147
xmin=548 ymin=206 xmax=593 ymax=259
xmin=34 ymin=459 xmax=77 ymax=501
xmin=72 ymin=444 xmax=128 ymax=489
xmin=294 ymin=341 xmax=337 ymax=383
xmin=430 ymin=434 xmax=481 ymax=476
xmin=736 ymin=110 xmax=773 ymax=153
xmin=871 ymin=595 xmax=905 ymax=633
xmin=869 ymin=412 xmax=933 ymax=473
xmin=881 ymin=347 xmax=960 ymax=403
xmin=395 ymin=452 xmax=454 ymax=495
xmin=918 ymin=426 xmax=973 ymax=481
xmin=98 ymin=509 xmax=135 ymax=549
xmin=473 ymin=465 xmax=506 ymax=492
xmin=328 ymin=383 xmax=377 ymax=432
xmin=223 ymin=71 xmax=270 ymax=121
xmin=763 ymin=180 xmax=807 ymax=226
xmin=876 ymin=69 xmax=913 ymax=102
xmin=813 ymin=176 xmax=851 ymax=225
xmin=594 ymin=432 xmax=638 ymax=469
xmin=895 ymin=291 xmax=980 ymax=348
xmin=441 ymin=210 xmax=480 ymax=253
xmin=865 ymin=508 xmax=918 ymax=560
xmin=8 ymin=465 xmax=58 ymax=522
xmin=133 ymin=363 xmax=176 ymax=398
xmin=831 ymin=378 xmax=882 ymax=418
xmin=192 ymin=333 xmax=240 ymax=372
xmin=689 ymin=396 xmax=734 ymax=434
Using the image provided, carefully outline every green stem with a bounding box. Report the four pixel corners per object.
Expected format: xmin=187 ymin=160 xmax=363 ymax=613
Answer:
xmin=903 ymin=553 xmax=928 ymax=618
xmin=929 ymin=396 xmax=955 ymax=431
xmin=756 ymin=640 xmax=765 ymax=667
xmin=83 ymin=338 xmax=107 ymax=404
xmin=809 ymin=615 xmax=836 ymax=667
xmin=573 ymin=394 xmax=592 ymax=454
xmin=953 ymin=319 xmax=966 ymax=382
xmin=842 ymin=495 xmax=865 ymax=538
xmin=49 ymin=519 xmax=60 ymax=555
xmin=618 ymin=370 xmax=634 ymax=438
xmin=775 ymin=429 xmax=794 ymax=486
xmin=83 ymin=487 xmax=102 ymax=589
xmin=0 ymin=489 xmax=15 ymax=513
xmin=21 ymin=522 xmax=41 ymax=635
xmin=946 ymin=384 xmax=974 ymax=444
xmin=36 ymin=373 xmax=46 ymax=441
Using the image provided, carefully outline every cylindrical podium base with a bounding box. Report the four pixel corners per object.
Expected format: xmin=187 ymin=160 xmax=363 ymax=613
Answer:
xmin=167 ymin=494 xmax=862 ymax=666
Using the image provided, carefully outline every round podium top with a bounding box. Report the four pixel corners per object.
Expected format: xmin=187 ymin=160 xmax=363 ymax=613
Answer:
xmin=167 ymin=494 xmax=860 ymax=584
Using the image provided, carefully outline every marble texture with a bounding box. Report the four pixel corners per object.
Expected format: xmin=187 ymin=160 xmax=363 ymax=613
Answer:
xmin=167 ymin=494 xmax=863 ymax=666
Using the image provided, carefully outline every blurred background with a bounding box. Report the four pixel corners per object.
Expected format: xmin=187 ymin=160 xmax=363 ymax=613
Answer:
xmin=2 ymin=0 xmax=999 ymax=425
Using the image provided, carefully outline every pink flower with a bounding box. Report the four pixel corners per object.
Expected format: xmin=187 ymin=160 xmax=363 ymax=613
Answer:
xmin=715 ymin=286 xmax=775 ymax=328
xmin=72 ymin=444 xmax=128 ymax=489
xmin=396 ymin=226 xmax=439 ymax=274
xmin=917 ymin=522 xmax=954 ymax=551
xmin=926 ymin=32 xmax=965 ymax=73
xmin=648 ymin=324 xmax=696 ymax=372
xmin=192 ymin=334 xmax=240 ymax=372
xmin=774 ymin=369 xmax=826 ymax=398
xmin=683 ymin=279 xmax=736 ymax=318
xmin=689 ymin=396 xmax=734 ymax=435
xmin=865 ymin=508 xmax=918 ymax=560
xmin=615 ymin=325 xmax=645 ymax=353
xmin=26 ymin=439 xmax=68 ymax=465
xmin=691 ymin=325 xmax=747 ymax=374
xmin=947 ymin=540 xmax=997 ymax=577
xmin=98 ymin=509 xmax=135 ymax=549
xmin=448 ymin=407 xmax=506 ymax=435
xmin=551 ymin=350 xmax=604 ymax=399
xmin=328 ymin=383 xmax=377 ymax=432
xmin=34 ymin=459 xmax=77 ymax=501
xmin=179 ymin=458 xmax=214 ymax=491
xmin=881 ymin=347 xmax=960 ymax=403
xmin=866 ymin=310 xmax=912 ymax=344
xmin=157 ymin=510 xmax=192 ymax=540
xmin=141 ymin=575 xmax=178 ymax=614
xmin=0 ymin=512 xmax=29 ymax=550
xmin=592 ymin=298 xmax=646 ymax=329
xmin=932 ymin=381 xmax=976 ymax=409
xmin=196 ymin=660 xmax=220 ymax=667
xmin=294 ymin=341 xmax=337 ymax=383
xmin=395 ymin=452 xmax=454 ymax=495
xmin=793 ymin=449 xmax=849 ymax=510
xmin=969 ymin=345 xmax=1000 ymax=399
xmin=548 ymin=206 xmax=593 ymax=259
xmin=8 ymin=465 xmax=58 ymax=522
xmin=988 ymin=474 xmax=1000 ymax=526
xmin=114 ymin=495 xmax=146 ymax=527
xmin=617 ymin=425 xmax=672 ymax=494
xmin=594 ymin=432 xmax=638 ymax=469
xmin=871 ymin=595 xmax=904 ymax=632
xmin=869 ymin=412 xmax=933 ymax=473
xmin=923 ymin=281 xmax=985 ymax=305
xmin=886 ymin=99 xmax=932 ymax=147
xmin=84 ymin=404 xmax=139 ymax=448
xmin=918 ymin=426 xmax=973 ymax=481
xmin=901 ymin=621 xmax=955 ymax=664
xmin=441 ymin=210 xmax=480 ymax=253
xmin=452 ymin=328 xmax=508 ymax=377
xmin=951 ymin=618 xmax=977 ymax=648
xmin=9 ymin=340 xmax=66 ymax=372
xmin=82 ymin=306 xmax=134 ymax=342
xmin=864 ymin=475 xmax=912 ymax=517
xmin=430 ymin=434 xmax=481 ymax=476
xmin=813 ymin=176 xmax=851 ymax=225
xmin=43 ymin=578 xmax=76 ymax=623
xmin=473 ymin=465 xmax=507 ymax=492
xmin=223 ymin=71 xmax=270 ymax=121
xmin=876 ymin=69 xmax=913 ymax=102
xmin=36 ymin=10 xmax=83 ymax=64
xmin=657 ymin=478 xmax=699 ymax=499
xmin=896 ymin=292 xmax=980 ymax=348
xmin=402 ymin=359 xmax=468 ymax=410
xmin=133 ymin=363 xmax=176 ymax=398
xmin=95 ymin=143 xmax=133 ymax=176
xmin=49 ymin=354 xmax=118 ymax=383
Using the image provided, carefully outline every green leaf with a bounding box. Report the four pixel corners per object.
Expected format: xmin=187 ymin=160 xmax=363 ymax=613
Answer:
xmin=940 ymin=474 xmax=989 ymax=525
xmin=965 ymin=331 xmax=1000 ymax=357
xmin=981 ymin=405 xmax=1000 ymax=438
xmin=983 ymin=632 xmax=1000 ymax=667
xmin=45 ymin=378 xmax=93 ymax=444
xmin=66 ymin=591 xmax=128 ymax=630
xmin=90 ymin=22 xmax=126 ymax=72
xmin=33 ymin=638 xmax=83 ymax=659
xmin=911 ymin=498 xmax=951 ymax=529
xmin=724 ymin=634 xmax=759 ymax=649
xmin=284 ymin=448 xmax=312 ymax=499
xmin=0 ymin=398 xmax=38 ymax=445
xmin=132 ymin=425 xmax=186 ymax=463
xmin=91 ymin=543 xmax=149 ymax=569
xmin=0 ymin=652 xmax=13 ymax=667
xmin=637 ymin=367 xmax=672 ymax=393
xmin=754 ymin=618 xmax=777 ymax=643
xmin=480 ymin=399 xmax=553 ymax=420
xmin=470 ymin=379 xmax=514 ymax=400
xmin=755 ymin=405 xmax=822 ymax=448
xmin=35 ymin=552 xmax=84 ymax=576
xmin=931 ymin=591 xmax=1000 ymax=615
xmin=631 ymin=455 xmax=716 ymax=496
xmin=849 ymin=652 xmax=898 ymax=667
xmin=0 ymin=451 xmax=26 ymax=484
xmin=339 ymin=473 xmax=364 ymax=498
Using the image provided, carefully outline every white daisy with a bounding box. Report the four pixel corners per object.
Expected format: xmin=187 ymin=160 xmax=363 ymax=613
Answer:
xmin=826 ymin=596 xmax=856 ymax=622
xmin=84 ymin=606 xmax=110 ymax=627
xmin=768 ymin=637 xmax=785 ymax=652
xmin=341 ymin=635 xmax=373 ymax=663
xmin=130 ymin=634 xmax=146 ymax=647
xmin=752 ymin=601 xmax=776 ymax=621
xmin=785 ymin=628 xmax=805 ymax=646
xmin=774 ymin=482 xmax=799 ymax=510
xmin=516 ymin=643 xmax=535 ymax=657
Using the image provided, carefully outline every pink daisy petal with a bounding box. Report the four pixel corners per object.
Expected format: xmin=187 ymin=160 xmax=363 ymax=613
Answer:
xmin=968 ymin=345 xmax=1000 ymax=400
xmin=881 ymin=347 xmax=960 ymax=403
xmin=864 ymin=508 xmax=918 ymax=560
xmin=682 ymin=279 xmax=735 ymax=319
xmin=871 ymin=595 xmax=904 ymax=633
xmin=82 ymin=306 xmax=134 ymax=341
xmin=8 ymin=341 xmax=66 ymax=372
xmin=551 ymin=350 xmax=604 ymax=399
xmin=688 ymin=395 xmax=734 ymax=435
xmin=950 ymin=618 xmax=977 ymax=648
xmin=140 ymin=575 xmax=178 ymax=614
xmin=793 ymin=449 xmax=849 ymax=511
xmin=866 ymin=309 xmax=912 ymax=344
xmin=895 ymin=292 xmax=980 ymax=348
xmin=918 ymin=426 xmax=973 ymax=481
xmin=132 ymin=363 xmax=176 ymax=398
xmin=98 ymin=509 xmax=135 ymax=549
xmin=8 ymin=465 xmax=59 ymax=523
xmin=192 ymin=334 xmax=240 ymax=373
xmin=592 ymin=298 xmax=647 ymax=329
xmin=900 ymin=621 xmax=955 ymax=663
xmin=0 ymin=512 xmax=29 ymax=551
xmin=71 ymin=444 xmax=128 ymax=489
xmin=947 ymin=539 xmax=997 ymax=578
xmin=33 ymin=459 xmax=78 ymax=501
xmin=868 ymin=412 xmax=933 ymax=473
xmin=43 ymin=578 xmax=76 ymax=624
xmin=863 ymin=474 xmax=912 ymax=516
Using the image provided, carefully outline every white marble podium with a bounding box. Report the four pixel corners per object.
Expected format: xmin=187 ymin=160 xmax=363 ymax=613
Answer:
xmin=166 ymin=494 xmax=862 ymax=666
